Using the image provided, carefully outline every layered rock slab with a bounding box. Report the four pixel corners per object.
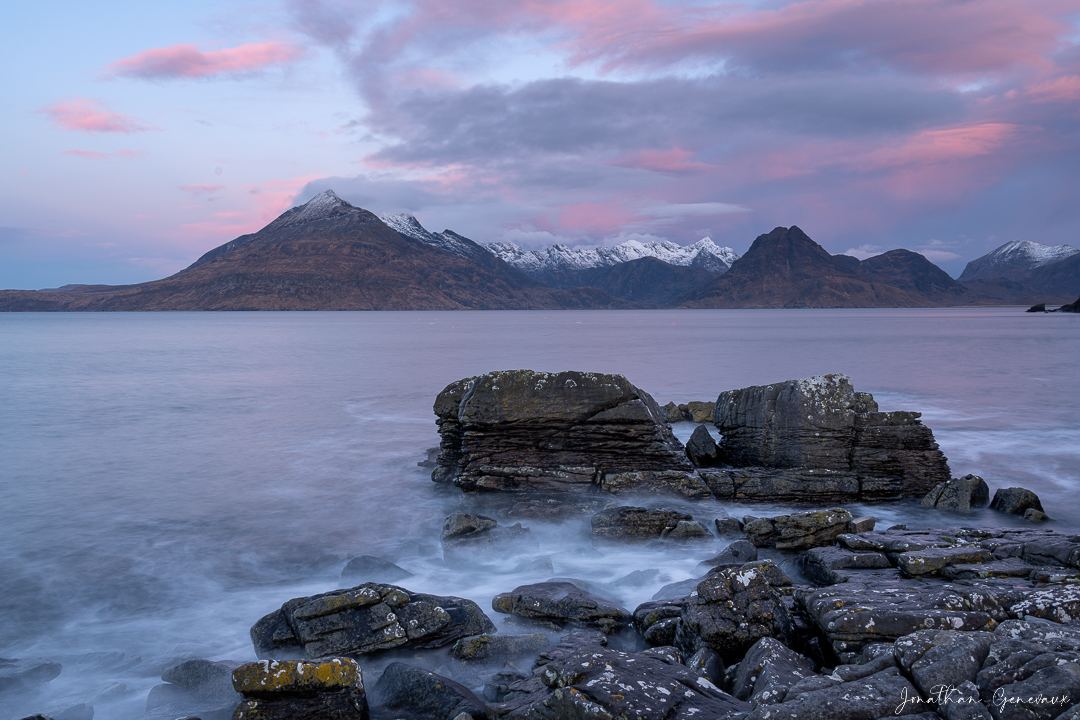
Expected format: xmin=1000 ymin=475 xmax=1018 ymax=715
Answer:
xmin=431 ymin=370 xmax=700 ymax=495
xmin=231 ymin=659 xmax=368 ymax=720
xmin=713 ymin=374 xmax=950 ymax=500
xmin=486 ymin=644 xmax=749 ymax=719
xmin=250 ymin=583 xmax=494 ymax=659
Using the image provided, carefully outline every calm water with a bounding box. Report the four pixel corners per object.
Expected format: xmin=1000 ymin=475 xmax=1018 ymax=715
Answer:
xmin=1 ymin=309 xmax=1077 ymax=719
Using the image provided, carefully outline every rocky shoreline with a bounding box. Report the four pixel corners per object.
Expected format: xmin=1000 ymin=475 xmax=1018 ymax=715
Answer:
xmin=7 ymin=370 xmax=1079 ymax=720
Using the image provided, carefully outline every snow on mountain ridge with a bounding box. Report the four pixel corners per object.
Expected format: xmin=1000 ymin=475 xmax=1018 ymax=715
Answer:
xmin=380 ymin=212 xmax=487 ymax=259
xmin=958 ymin=239 xmax=1079 ymax=281
xmin=272 ymin=189 xmax=363 ymax=228
xmin=483 ymin=237 xmax=740 ymax=274
xmin=989 ymin=240 xmax=1078 ymax=266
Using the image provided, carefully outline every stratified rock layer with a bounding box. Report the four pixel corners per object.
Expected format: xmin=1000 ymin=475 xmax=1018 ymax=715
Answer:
xmin=249 ymin=583 xmax=494 ymax=659
xmin=432 ymin=370 xmax=697 ymax=494
xmin=713 ymin=374 xmax=950 ymax=501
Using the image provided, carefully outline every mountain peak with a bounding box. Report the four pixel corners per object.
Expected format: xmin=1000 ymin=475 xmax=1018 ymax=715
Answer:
xmin=271 ymin=189 xmax=363 ymax=229
xmin=958 ymin=239 xmax=1080 ymax=281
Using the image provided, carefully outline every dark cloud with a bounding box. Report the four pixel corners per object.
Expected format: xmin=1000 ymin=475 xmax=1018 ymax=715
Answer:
xmin=286 ymin=0 xmax=1080 ymax=270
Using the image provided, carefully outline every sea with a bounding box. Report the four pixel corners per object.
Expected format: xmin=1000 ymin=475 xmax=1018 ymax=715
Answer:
xmin=1 ymin=308 xmax=1077 ymax=720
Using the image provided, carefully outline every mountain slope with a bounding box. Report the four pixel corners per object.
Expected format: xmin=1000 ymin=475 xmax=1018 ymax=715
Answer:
xmin=679 ymin=226 xmax=993 ymax=308
xmin=0 ymin=191 xmax=619 ymax=311
xmin=1017 ymin=253 xmax=1080 ymax=296
xmin=959 ymin=240 xmax=1079 ymax=282
xmin=539 ymin=257 xmax=719 ymax=306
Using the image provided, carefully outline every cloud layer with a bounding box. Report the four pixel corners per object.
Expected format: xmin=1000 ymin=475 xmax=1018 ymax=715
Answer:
xmin=36 ymin=99 xmax=153 ymax=134
xmin=280 ymin=0 xmax=1080 ymax=266
xmin=106 ymin=41 xmax=303 ymax=79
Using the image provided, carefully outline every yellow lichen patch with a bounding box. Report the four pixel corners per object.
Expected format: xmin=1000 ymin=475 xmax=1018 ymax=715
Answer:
xmin=292 ymin=586 xmax=387 ymax=620
xmin=232 ymin=658 xmax=361 ymax=695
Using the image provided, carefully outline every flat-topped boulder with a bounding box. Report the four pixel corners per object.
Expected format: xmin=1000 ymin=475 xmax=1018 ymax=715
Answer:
xmin=249 ymin=583 xmax=494 ymax=659
xmin=431 ymin=370 xmax=698 ymax=495
xmin=713 ymin=374 xmax=951 ymax=500
xmin=231 ymin=658 xmax=368 ymax=720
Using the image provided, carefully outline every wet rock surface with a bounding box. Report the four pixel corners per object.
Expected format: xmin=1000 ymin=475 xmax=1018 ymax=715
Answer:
xmin=440 ymin=513 xmax=536 ymax=566
xmin=731 ymin=637 xmax=817 ymax=706
xmin=491 ymin=581 xmax=632 ymax=633
xmin=675 ymin=566 xmax=794 ymax=663
xmin=371 ymin=662 xmax=484 ymax=720
xmin=250 ymin=583 xmax=494 ymax=658
xmin=686 ymin=424 xmax=720 ymax=466
xmin=590 ymin=506 xmax=693 ymax=542
xmin=144 ymin=658 xmax=242 ymax=720
xmin=921 ymin=474 xmax=991 ymax=514
xmin=744 ymin=509 xmax=854 ymax=550
xmin=431 ymin=370 xmax=694 ymax=493
xmin=485 ymin=643 xmax=749 ymax=719
xmin=990 ymin=487 xmax=1045 ymax=516
xmin=0 ymin=659 xmax=63 ymax=695
xmin=339 ymin=556 xmax=412 ymax=586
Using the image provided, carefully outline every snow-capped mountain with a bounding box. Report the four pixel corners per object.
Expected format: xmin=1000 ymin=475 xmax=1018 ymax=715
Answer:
xmin=959 ymin=240 xmax=1079 ymax=282
xmin=380 ymin=213 xmax=488 ymax=259
xmin=484 ymin=237 xmax=740 ymax=275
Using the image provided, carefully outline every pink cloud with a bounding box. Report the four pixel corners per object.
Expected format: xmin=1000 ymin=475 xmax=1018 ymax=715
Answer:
xmin=62 ymin=149 xmax=146 ymax=160
xmin=850 ymin=123 xmax=1028 ymax=171
xmin=179 ymin=184 xmax=226 ymax=196
xmin=557 ymin=0 xmax=1075 ymax=79
xmin=245 ymin=174 xmax=325 ymax=223
xmin=558 ymin=202 xmax=641 ymax=232
xmin=36 ymin=99 xmax=153 ymax=134
xmin=1026 ymin=75 xmax=1080 ymax=103
xmin=107 ymin=42 xmax=303 ymax=80
xmin=611 ymin=147 xmax=711 ymax=173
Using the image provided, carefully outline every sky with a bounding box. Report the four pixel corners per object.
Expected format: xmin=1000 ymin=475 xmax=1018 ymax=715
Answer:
xmin=3 ymin=0 xmax=1080 ymax=289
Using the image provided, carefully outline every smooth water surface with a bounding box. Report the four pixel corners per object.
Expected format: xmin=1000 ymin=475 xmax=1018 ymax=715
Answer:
xmin=1 ymin=309 xmax=1077 ymax=719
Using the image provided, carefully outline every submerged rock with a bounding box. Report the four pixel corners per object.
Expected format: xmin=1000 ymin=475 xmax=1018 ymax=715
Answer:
xmin=249 ymin=583 xmax=494 ymax=659
xmin=743 ymin=508 xmax=853 ymax=550
xmin=0 ymin=658 xmax=62 ymax=694
xmin=231 ymin=658 xmax=368 ymax=720
xmin=491 ymin=581 xmax=631 ymax=634
xmin=340 ymin=556 xmax=412 ymax=585
xmin=590 ymin=506 xmax=692 ymax=542
xmin=145 ymin=658 xmax=242 ymax=720
xmin=440 ymin=513 xmax=536 ymax=566
xmin=371 ymin=663 xmax=483 ymax=720
xmin=685 ymin=424 xmax=720 ymax=466
xmin=686 ymin=401 xmax=716 ymax=423
xmin=449 ymin=633 xmax=550 ymax=661
xmin=431 ymin=370 xmax=694 ymax=494
xmin=920 ymin=474 xmax=990 ymax=514
xmin=698 ymin=539 xmax=759 ymax=572
xmin=990 ymin=487 xmax=1044 ymax=515
xmin=661 ymin=401 xmax=682 ymax=423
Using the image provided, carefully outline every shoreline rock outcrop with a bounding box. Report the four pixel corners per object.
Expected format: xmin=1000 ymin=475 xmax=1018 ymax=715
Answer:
xmin=711 ymin=374 xmax=951 ymax=501
xmin=431 ymin=370 xmax=704 ymax=496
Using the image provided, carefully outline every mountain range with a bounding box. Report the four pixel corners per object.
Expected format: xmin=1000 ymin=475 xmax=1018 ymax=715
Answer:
xmin=1 ymin=190 xmax=1076 ymax=311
